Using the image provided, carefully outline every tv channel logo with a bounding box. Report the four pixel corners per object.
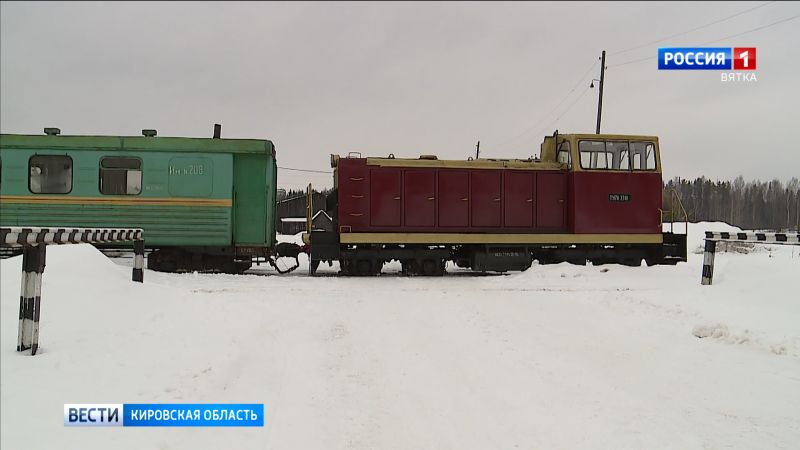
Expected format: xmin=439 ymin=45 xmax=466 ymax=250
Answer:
xmin=658 ymin=47 xmax=756 ymax=70
xmin=64 ymin=404 xmax=123 ymax=427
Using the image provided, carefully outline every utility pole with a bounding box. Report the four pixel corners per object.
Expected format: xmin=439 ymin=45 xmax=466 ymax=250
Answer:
xmin=476 ymin=140 xmax=480 ymax=159
xmin=596 ymin=50 xmax=606 ymax=134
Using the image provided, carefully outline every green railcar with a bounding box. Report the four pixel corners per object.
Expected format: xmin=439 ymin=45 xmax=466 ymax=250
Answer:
xmin=0 ymin=128 xmax=280 ymax=273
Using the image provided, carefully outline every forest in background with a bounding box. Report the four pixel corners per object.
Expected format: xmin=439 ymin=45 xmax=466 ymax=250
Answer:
xmin=665 ymin=177 xmax=799 ymax=232
xmin=278 ymin=177 xmax=800 ymax=232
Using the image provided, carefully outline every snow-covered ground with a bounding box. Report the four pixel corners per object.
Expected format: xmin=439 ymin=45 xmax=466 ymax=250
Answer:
xmin=1 ymin=222 xmax=798 ymax=450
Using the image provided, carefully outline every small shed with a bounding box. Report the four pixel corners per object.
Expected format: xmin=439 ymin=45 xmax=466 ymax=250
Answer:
xmin=279 ymin=217 xmax=308 ymax=235
xmin=311 ymin=210 xmax=334 ymax=232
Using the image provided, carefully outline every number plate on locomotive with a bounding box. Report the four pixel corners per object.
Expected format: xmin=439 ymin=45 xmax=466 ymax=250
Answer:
xmin=608 ymin=193 xmax=632 ymax=202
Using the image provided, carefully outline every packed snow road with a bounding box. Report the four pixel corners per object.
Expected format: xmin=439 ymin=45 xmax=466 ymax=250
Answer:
xmin=1 ymin=223 xmax=798 ymax=450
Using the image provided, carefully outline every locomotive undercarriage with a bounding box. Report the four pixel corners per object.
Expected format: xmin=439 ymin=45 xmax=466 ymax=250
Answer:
xmin=147 ymin=247 xmax=254 ymax=274
xmin=311 ymin=232 xmax=687 ymax=276
xmin=147 ymin=242 xmax=304 ymax=275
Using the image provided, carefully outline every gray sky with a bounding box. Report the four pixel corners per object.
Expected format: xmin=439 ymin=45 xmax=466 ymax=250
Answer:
xmin=2 ymin=1 xmax=799 ymax=188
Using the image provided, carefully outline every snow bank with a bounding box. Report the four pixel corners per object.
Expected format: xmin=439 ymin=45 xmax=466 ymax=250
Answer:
xmin=1 ymin=225 xmax=798 ymax=450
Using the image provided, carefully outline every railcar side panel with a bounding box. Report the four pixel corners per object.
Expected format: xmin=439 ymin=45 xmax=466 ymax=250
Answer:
xmin=337 ymin=158 xmax=369 ymax=230
xmin=369 ymin=168 xmax=402 ymax=227
xmin=437 ymin=171 xmax=470 ymax=228
xmin=403 ymin=170 xmax=436 ymax=227
xmin=470 ymin=171 xmax=502 ymax=228
xmin=503 ymin=171 xmax=535 ymax=228
xmin=572 ymin=172 xmax=661 ymax=234
xmin=536 ymin=172 xmax=568 ymax=230
xmin=0 ymin=149 xmax=234 ymax=246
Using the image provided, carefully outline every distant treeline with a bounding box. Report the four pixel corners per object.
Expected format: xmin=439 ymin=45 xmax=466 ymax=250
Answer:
xmin=665 ymin=177 xmax=800 ymax=231
xmin=277 ymin=188 xmax=333 ymax=203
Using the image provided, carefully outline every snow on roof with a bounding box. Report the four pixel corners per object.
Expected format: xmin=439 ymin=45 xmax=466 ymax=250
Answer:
xmin=312 ymin=210 xmax=332 ymax=221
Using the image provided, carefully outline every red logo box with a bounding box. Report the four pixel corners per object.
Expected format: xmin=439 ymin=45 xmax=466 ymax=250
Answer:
xmin=733 ymin=47 xmax=756 ymax=70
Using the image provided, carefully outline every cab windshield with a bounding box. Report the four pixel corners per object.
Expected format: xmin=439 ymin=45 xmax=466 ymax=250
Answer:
xmin=578 ymin=140 xmax=656 ymax=171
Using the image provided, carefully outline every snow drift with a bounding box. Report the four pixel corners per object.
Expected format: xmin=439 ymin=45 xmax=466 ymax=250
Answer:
xmin=1 ymin=224 xmax=798 ymax=450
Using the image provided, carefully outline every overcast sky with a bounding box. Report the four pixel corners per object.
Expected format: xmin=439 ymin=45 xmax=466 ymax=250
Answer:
xmin=1 ymin=1 xmax=798 ymax=188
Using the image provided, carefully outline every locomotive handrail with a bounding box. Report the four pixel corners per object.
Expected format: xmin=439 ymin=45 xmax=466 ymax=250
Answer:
xmin=663 ymin=189 xmax=688 ymax=234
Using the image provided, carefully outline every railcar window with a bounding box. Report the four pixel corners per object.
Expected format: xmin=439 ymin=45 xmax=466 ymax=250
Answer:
xmin=100 ymin=157 xmax=142 ymax=195
xmin=579 ymin=140 xmax=609 ymax=169
xmin=580 ymin=140 xmax=656 ymax=171
xmin=630 ymin=142 xmax=657 ymax=170
xmin=557 ymin=141 xmax=571 ymax=167
xmin=606 ymin=141 xmax=630 ymax=170
xmin=29 ymin=155 xmax=72 ymax=194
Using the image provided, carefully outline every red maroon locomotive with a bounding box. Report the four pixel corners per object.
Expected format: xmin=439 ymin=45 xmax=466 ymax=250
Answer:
xmin=307 ymin=132 xmax=687 ymax=275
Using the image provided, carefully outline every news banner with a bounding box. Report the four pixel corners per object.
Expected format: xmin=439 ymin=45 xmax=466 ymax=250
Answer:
xmin=64 ymin=404 xmax=264 ymax=427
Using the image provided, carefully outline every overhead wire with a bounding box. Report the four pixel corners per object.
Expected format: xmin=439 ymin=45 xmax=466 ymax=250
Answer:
xmin=277 ymin=166 xmax=332 ymax=174
xmin=611 ymin=13 xmax=800 ymax=68
xmin=492 ymin=58 xmax=599 ymax=152
xmin=610 ymin=1 xmax=777 ymax=56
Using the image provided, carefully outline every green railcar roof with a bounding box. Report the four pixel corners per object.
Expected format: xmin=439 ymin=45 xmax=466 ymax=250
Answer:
xmin=0 ymin=133 xmax=274 ymax=154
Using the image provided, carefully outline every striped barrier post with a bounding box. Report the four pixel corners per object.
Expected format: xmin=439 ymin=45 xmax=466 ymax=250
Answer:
xmin=18 ymin=245 xmax=46 ymax=354
xmin=133 ymin=239 xmax=144 ymax=283
xmin=1 ymin=226 xmax=144 ymax=355
xmin=701 ymin=239 xmax=716 ymax=286
xmin=702 ymin=231 xmax=799 ymax=285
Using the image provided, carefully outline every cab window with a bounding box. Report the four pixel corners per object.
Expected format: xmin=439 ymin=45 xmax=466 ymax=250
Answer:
xmin=29 ymin=155 xmax=72 ymax=194
xmin=579 ymin=140 xmax=609 ymax=169
xmin=630 ymin=142 xmax=657 ymax=170
xmin=579 ymin=140 xmax=656 ymax=171
xmin=100 ymin=157 xmax=142 ymax=195
xmin=556 ymin=141 xmax=571 ymax=167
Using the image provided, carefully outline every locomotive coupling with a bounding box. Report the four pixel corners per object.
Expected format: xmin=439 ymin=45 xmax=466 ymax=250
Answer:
xmin=275 ymin=242 xmax=304 ymax=258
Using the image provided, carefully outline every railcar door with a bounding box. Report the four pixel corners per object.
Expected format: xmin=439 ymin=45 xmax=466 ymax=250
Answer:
xmin=438 ymin=171 xmax=470 ymax=228
xmin=403 ymin=170 xmax=436 ymax=227
xmin=370 ymin=168 xmax=402 ymax=227
xmin=536 ymin=172 xmax=567 ymax=230
xmin=504 ymin=171 xmax=536 ymax=228
xmin=471 ymin=171 xmax=502 ymax=227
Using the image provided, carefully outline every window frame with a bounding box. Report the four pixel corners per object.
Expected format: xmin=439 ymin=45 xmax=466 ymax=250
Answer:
xmin=556 ymin=140 xmax=572 ymax=168
xmin=578 ymin=139 xmax=658 ymax=172
xmin=99 ymin=156 xmax=143 ymax=196
xmin=28 ymin=154 xmax=74 ymax=194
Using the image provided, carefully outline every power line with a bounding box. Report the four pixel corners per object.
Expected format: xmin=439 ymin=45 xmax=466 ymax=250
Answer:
xmin=550 ymin=86 xmax=593 ymax=129
xmin=611 ymin=1 xmax=777 ymax=56
xmin=277 ymin=166 xmax=332 ymax=174
xmin=610 ymin=13 xmax=800 ymax=68
xmin=699 ymin=13 xmax=799 ymax=44
xmin=493 ymin=58 xmax=599 ymax=151
xmin=500 ymin=86 xmax=594 ymax=156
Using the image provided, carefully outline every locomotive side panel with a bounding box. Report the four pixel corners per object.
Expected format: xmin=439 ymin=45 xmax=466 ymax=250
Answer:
xmin=503 ymin=171 xmax=535 ymax=228
xmin=470 ymin=171 xmax=502 ymax=228
xmin=572 ymin=172 xmax=662 ymax=234
xmin=438 ymin=171 xmax=470 ymax=228
xmin=337 ymin=158 xmax=370 ymax=231
xmin=403 ymin=170 xmax=436 ymax=227
xmin=536 ymin=172 xmax=568 ymax=230
xmin=369 ymin=168 xmax=402 ymax=227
